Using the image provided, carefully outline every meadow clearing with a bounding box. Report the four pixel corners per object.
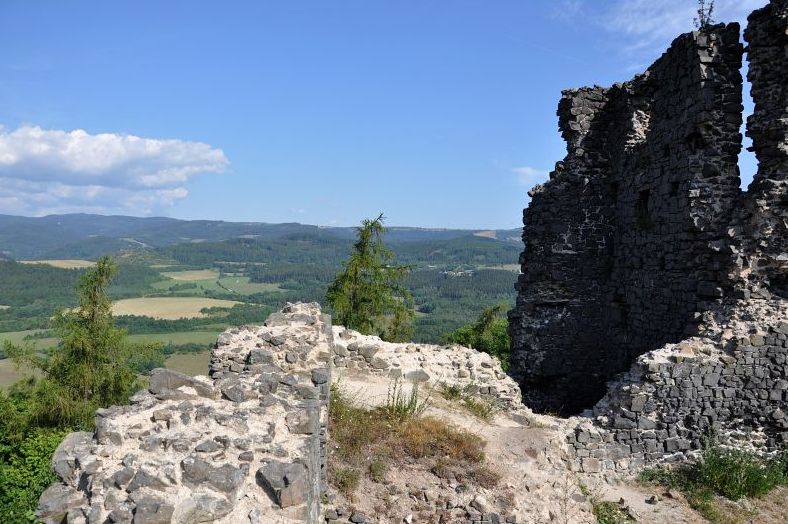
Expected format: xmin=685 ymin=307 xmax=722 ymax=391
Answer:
xmin=111 ymin=297 xmax=240 ymax=319
xmin=152 ymin=275 xmax=282 ymax=295
xmin=165 ymin=351 xmax=212 ymax=376
xmin=0 ymin=359 xmax=37 ymax=388
xmin=127 ymin=331 xmax=220 ymax=346
xmin=160 ymin=269 xmax=220 ymax=281
xmin=0 ymin=330 xmax=57 ymax=351
xmin=0 ymin=330 xmax=221 ymax=388
xmin=20 ymin=259 xmax=96 ymax=269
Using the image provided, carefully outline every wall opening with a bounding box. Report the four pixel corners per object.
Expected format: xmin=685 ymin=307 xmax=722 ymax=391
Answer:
xmin=739 ymin=61 xmax=758 ymax=192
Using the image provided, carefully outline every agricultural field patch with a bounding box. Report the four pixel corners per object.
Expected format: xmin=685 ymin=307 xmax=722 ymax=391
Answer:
xmin=213 ymin=276 xmax=282 ymax=294
xmin=480 ymin=264 xmax=521 ymax=272
xmin=20 ymin=259 xmax=95 ymax=269
xmin=152 ymin=276 xmax=282 ymax=296
xmin=112 ymin=297 xmax=240 ymax=320
xmin=127 ymin=331 xmax=220 ymax=346
xmin=0 ymin=358 xmax=38 ymax=388
xmin=473 ymin=230 xmax=497 ymax=239
xmin=160 ymin=269 xmax=220 ymax=281
xmin=0 ymin=330 xmax=58 ymax=351
xmin=165 ymin=350 xmax=211 ymax=376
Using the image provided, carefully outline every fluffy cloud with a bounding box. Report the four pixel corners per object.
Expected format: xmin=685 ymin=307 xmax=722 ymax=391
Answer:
xmin=513 ymin=166 xmax=549 ymax=188
xmin=0 ymin=125 xmax=228 ymax=215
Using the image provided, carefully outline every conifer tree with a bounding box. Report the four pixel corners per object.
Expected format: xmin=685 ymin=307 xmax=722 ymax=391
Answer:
xmin=7 ymin=256 xmax=160 ymax=429
xmin=326 ymin=214 xmax=414 ymax=342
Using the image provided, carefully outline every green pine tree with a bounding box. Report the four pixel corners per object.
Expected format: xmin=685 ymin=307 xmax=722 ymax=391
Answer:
xmin=326 ymin=214 xmax=415 ymax=342
xmin=5 ymin=256 xmax=161 ymax=430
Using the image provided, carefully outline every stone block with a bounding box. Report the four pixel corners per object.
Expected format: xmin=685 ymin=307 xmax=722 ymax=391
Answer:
xmin=256 ymin=461 xmax=308 ymax=508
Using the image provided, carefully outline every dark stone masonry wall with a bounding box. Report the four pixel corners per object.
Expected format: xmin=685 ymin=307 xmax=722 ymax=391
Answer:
xmin=510 ymin=0 xmax=788 ymax=470
xmin=739 ymin=0 xmax=788 ymax=297
xmin=509 ymin=22 xmax=744 ymax=415
xmin=570 ymin=313 xmax=788 ymax=473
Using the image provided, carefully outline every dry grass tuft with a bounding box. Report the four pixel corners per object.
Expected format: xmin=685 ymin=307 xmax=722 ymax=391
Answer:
xmin=328 ymin=384 xmax=497 ymax=496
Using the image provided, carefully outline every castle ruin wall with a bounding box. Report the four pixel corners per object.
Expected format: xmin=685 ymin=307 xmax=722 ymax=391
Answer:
xmin=509 ymin=22 xmax=745 ymax=415
xmin=510 ymin=0 xmax=788 ymax=470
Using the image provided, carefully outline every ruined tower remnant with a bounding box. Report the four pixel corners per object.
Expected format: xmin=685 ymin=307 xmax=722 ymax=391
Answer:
xmin=509 ymin=0 xmax=787 ymax=418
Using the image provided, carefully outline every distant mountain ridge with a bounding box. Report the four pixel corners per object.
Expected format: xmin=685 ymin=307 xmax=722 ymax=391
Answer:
xmin=0 ymin=213 xmax=521 ymax=259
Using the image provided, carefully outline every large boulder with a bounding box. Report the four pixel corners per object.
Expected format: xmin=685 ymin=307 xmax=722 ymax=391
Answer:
xmin=148 ymin=368 xmax=216 ymax=399
xmin=256 ymin=460 xmax=309 ymax=508
xmin=36 ymin=484 xmax=87 ymax=524
xmin=51 ymin=431 xmax=94 ymax=484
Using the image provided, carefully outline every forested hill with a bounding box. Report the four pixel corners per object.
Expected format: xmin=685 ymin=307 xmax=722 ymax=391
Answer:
xmin=0 ymin=213 xmax=521 ymax=260
xmin=160 ymin=234 xmax=520 ymax=269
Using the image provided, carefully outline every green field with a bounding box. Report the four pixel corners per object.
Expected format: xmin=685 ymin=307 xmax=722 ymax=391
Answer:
xmin=161 ymin=269 xmax=220 ymax=281
xmin=209 ymin=276 xmax=281 ymax=294
xmin=0 ymin=330 xmax=220 ymax=388
xmin=112 ymin=297 xmax=240 ymax=319
xmin=127 ymin=331 xmax=220 ymax=346
xmin=0 ymin=330 xmax=58 ymax=352
xmin=152 ymin=275 xmax=281 ymax=296
xmin=0 ymin=359 xmax=38 ymax=388
xmin=1 ymin=329 xmax=219 ymax=348
xmin=1 ymin=347 xmax=216 ymax=388
xmin=165 ymin=351 xmax=211 ymax=376
xmin=20 ymin=259 xmax=96 ymax=269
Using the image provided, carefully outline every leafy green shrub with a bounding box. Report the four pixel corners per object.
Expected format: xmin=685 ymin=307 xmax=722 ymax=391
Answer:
xmin=640 ymin=444 xmax=788 ymax=523
xmin=639 ymin=465 xmax=683 ymax=487
xmin=696 ymin=446 xmax=786 ymax=500
xmin=0 ymin=427 xmax=69 ymax=523
xmin=439 ymin=383 xmax=463 ymax=401
xmin=592 ymin=500 xmax=635 ymax=524
xmin=0 ymin=259 xmax=166 ymax=522
xmin=641 ymin=446 xmax=787 ymax=502
xmin=443 ymin=304 xmax=510 ymax=370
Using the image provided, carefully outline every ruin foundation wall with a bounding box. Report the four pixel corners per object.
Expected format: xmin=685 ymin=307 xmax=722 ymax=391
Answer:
xmin=510 ymin=0 xmax=788 ymax=470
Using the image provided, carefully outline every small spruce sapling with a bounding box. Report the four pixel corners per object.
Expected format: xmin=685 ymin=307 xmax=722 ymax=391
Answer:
xmin=326 ymin=214 xmax=415 ymax=342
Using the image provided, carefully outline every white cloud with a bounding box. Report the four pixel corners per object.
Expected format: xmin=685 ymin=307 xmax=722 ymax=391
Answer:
xmin=0 ymin=125 xmax=228 ymax=215
xmin=513 ymin=166 xmax=549 ymax=188
xmin=561 ymin=0 xmax=764 ymax=52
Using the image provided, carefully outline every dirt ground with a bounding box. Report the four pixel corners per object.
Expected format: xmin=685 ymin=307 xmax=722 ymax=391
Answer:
xmin=330 ymin=371 xmax=786 ymax=524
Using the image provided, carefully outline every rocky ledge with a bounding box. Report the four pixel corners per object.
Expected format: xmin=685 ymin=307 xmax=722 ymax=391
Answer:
xmin=37 ymin=303 xmax=529 ymax=524
xmin=38 ymin=303 xmax=333 ymax=524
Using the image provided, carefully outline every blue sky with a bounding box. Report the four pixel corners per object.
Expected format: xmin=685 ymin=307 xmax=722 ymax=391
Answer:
xmin=0 ymin=0 xmax=763 ymax=228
